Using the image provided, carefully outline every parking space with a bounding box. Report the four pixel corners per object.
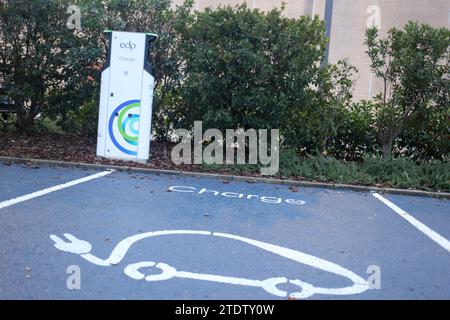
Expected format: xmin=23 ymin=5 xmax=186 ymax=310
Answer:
xmin=0 ymin=163 xmax=101 ymax=202
xmin=0 ymin=161 xmax=449 ymax=299
xmin=377 ymin=193 xmax=450 ymax=241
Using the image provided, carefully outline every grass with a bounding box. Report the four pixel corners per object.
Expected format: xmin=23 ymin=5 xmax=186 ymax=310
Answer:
xmin=203 ymin=149 xmax=450 ymax=192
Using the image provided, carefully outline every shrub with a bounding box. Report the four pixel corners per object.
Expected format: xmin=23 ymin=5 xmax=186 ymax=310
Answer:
xmin=175 ymin=3 xmax=327 ymax=139
xmin=0 ymin=0 xmax=97 ymax=131
xmin=331 ymin=100 xmax=377 ymax=160
xmin=365 ymin=22 xmax=450 ymax=158
xmin=286 ymin=59 xmax=359 ymax=155
xmin=0 ymin=0 xmax=193 ymax=136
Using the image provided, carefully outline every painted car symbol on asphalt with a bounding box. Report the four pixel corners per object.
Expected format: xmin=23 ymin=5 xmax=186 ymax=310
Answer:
xmin=50 ymin=230 xmax=371 ymax=299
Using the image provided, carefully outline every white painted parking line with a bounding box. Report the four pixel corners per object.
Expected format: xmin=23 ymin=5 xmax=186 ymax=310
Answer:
xmin=0 ymin=170 xmax=115 ymax=210
xmin=373 ymin=193 xmax=450 ymax=254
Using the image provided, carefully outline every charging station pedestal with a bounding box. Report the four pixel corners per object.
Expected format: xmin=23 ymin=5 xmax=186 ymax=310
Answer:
xmin=96 ymin=30 xmax=157 ymax=163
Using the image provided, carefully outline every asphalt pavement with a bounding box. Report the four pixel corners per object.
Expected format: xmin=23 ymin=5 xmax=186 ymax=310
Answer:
xmin=0 ymin=161 xmax=449 ymax=299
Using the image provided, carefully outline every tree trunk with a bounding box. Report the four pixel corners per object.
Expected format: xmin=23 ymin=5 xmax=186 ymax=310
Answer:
xmin=15 ymin=101 xmax=35 ymax=133
xmin=320 ymin=133 xmax=329 ymax=156
xmin=381 ymin=139 xmax=393 ymax=159
xmin=15 ymin=101 xmax=26 ymax=132
xmin=15 ymin=115 xmax=35 ymax=132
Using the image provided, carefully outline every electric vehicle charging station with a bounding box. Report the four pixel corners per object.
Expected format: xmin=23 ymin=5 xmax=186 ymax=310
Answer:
xmin=96 ymin=30 xmax=157 ymax=162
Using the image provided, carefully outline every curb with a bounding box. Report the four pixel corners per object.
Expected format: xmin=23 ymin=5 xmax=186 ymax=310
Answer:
xmin=1 ymin=155 xmax=449 ymax=199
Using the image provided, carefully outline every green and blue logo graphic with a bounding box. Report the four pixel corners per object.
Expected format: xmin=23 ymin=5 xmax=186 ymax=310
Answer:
xmin=108 ymin=99 xmax=140 ymax=156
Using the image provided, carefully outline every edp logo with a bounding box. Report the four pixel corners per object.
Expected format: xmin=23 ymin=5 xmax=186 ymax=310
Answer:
xmin=120 ymin=41 xmax=136 ymax=51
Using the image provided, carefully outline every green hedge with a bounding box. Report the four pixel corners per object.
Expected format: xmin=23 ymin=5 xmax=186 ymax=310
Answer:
xmin=0 ymin=0 xmax=448 ymax=161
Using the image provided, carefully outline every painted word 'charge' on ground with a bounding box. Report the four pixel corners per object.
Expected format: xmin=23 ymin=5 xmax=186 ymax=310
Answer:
xmin=169 ymin=186 xmax=306 ymax=205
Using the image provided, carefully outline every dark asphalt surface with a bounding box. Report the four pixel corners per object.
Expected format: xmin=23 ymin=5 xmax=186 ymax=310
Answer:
xmin=0 ymin=161 xmax=449 ymax=299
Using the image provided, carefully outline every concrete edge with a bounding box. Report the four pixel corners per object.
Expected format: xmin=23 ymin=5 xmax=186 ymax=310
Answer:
xmin=1 ymin=155 xmax=449 ymax=199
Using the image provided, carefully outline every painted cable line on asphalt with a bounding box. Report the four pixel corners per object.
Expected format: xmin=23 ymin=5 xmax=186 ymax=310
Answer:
xmin=50 ymin=230 xmax=371 ymax=299
xmin=0 ymin=170 xmax=115 ymax=210
xmin=373 ymin=192 xmax=450 ymax=254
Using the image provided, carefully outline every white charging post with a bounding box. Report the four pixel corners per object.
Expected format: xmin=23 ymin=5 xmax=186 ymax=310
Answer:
xmin=96 ymin=30 xmax=158 ymax=162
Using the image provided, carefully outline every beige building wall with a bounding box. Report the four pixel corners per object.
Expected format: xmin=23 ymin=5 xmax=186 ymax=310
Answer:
xmin=172 ymin=0 xmax=450 ymax=100
xmin=172 ymin=0 xmax=326 ymax=18
xmin=328 ymin=0 xmax=450 ymax=100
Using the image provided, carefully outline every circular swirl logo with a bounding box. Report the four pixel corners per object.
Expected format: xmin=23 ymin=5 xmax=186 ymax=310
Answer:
xmin=108 ymin=99 xmax=141 ymax=156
